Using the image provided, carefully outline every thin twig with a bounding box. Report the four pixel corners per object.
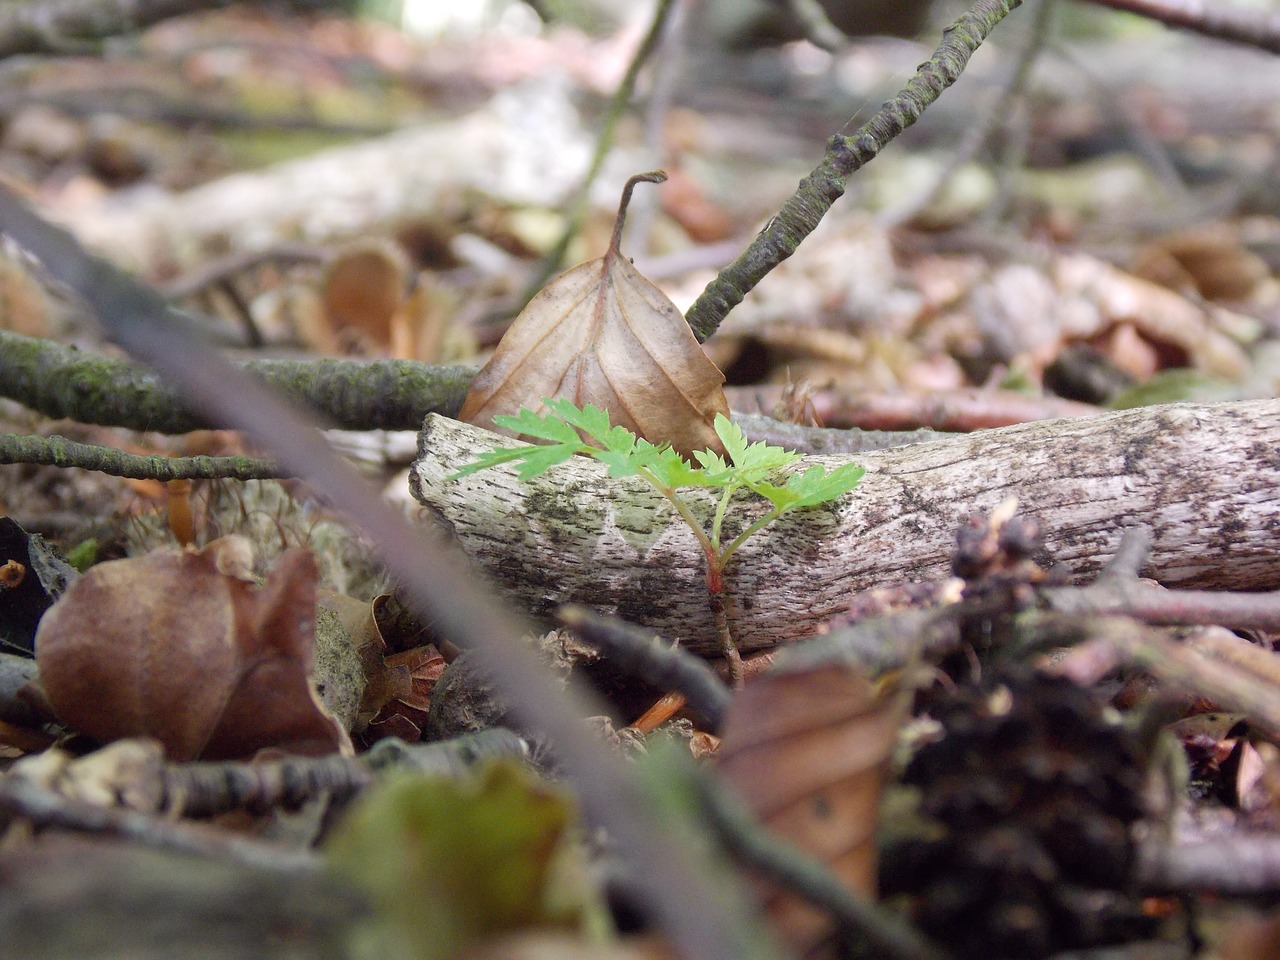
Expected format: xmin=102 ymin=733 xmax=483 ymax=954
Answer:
xmin=782 ymin=0 xmax=847 ymax=52
xmin=556 ymin=605 xmax=731 ymax=731
xmin=882 ymin=0 xmax=1056 ymax=228
xmin=1048 ymin=582 xmax=1280 ymax=633
xmin=0 ymin=330 xmax=474 ymax=433
xmin=158 ymin=243 xmax=325 ymax=299
xmin=1097 ymin=526 xmax=1154 ymax=579
xmin=1045 ymin=526 xmax=1280 ymax=633
xmin=685 ymin=0 xmax=1025 ymax=341
xmin=164 ymin=728 xmax=528 ymax=817
xmin=0 ymin=183 xmax=780 ymax=960
xmin=0 ymin=775 xmax=320 ymax=875
xmin=1082 ymin=0 xmax=1280 ymax=54
xmin=695 ymin=770 xmax=948 ymax=960
xmin=0 ymin=432 xmax=286 ymax=481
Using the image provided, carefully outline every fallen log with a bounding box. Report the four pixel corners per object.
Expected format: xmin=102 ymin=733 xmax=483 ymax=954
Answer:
xmin=410 ymin=400 xmax=1280 ymax=656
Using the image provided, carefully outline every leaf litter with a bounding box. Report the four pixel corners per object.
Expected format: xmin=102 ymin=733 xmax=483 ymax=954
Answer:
xmin=3 ymin=5 xmax=1280 ymax=960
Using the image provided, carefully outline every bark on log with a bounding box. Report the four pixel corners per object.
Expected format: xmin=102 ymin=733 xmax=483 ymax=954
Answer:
xmin=411 ymin=400 xmax=1280 ymax=656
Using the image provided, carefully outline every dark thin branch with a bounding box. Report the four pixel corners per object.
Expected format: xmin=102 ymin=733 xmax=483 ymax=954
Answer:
xmin=557 ymin=605 xmax=731 ymax=732
xmin=684 ymin=0 xmax=1024 ymax=341
xmin=882 ymin=0 xmax=1055 ymax=228
xmin=0 ymin=774 xmax=319 ymax=874
xmin=165 ymin=729 xmax=528 ymax=818
xmin=0 ymin=184 xmax=777 ymax=960
xmin=695 ymin=770 xmax=948 ymax=960
xmin=0 ymin=330 xmax=473 ymax=433
xmin=0 ymin=432 xmax=286 ymax=480
xmin=1083 ymin=0 xmax=1280 ymax=54
xmin=0 ymin=0 xmax=342 ymax=58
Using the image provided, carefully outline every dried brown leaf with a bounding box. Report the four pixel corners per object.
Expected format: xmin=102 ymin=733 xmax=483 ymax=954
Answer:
xmin=35 ymin=537 xmax=350 ymax=761
xmin=459 ymin=172 xmax=728 ymax=457
xmin=716 ymin=663 xmax=908 ymax=959
xmin=321 ymin=239 xmax=409 ymax=351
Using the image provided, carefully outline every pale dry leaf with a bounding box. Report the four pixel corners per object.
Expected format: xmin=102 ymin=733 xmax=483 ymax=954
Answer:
xmin=459 ymin=172 xmax=728 ymax=458
xmin=716 ymin=663 xmax=908 ymax=959
xmin=321 ymin=238 xmax=410 ymax=351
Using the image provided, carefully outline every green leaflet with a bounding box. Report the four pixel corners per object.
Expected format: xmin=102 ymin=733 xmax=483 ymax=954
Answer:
xmin=450 ymin=400 xmax=860 ymax=518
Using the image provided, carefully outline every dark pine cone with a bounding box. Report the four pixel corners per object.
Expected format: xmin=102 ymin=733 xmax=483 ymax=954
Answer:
xmin=881 ymin=665 xmax=1159 ymax=959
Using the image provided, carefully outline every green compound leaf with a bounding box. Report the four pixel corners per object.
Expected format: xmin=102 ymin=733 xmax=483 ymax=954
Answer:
xmin=446 ymin=435 xmax=586 ymax=482
xmin=541 ymin=399 xmax=627 ymax=449
xmin=783 ymin=463 xmax=866 ymax=509
xmin=749 ymin=463 xmax=865 ymax=512
xmin=641 ymin=443 xmax=718 ymax=488
xmin=492 ymin=406 xmax=583 ymax=445
xmin=714 ymin=414 xmax=801 ymax=478
xmin=449 ymin=402 xmax=861 ymax=514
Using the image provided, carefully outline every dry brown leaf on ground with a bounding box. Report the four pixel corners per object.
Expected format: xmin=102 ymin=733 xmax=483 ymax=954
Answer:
xmin=715 ymin=663 xmax=909 ymax=959
xmin=320 ymin=238 xmax=410 ymax=354
xmin=458 ymin=172 xmax=729 ymax=458
xmin=1131 ymin=222 xmax=1274 ymax=304
xmin=35 ymin=536 xmax=351 ymax=760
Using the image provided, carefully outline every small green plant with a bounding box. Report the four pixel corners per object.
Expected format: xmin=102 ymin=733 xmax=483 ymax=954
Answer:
xmin=449 ymin=399 xmax=864 ymax=682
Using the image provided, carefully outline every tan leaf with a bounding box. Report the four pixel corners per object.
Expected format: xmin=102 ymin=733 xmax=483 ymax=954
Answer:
xmin=716 ymin=664 xmax=908 ymax=959
xmin=458 ymin=172 xmax=728 ymax=458
xmin=321 ymin=238 xmax=410 ymax=352
xmin=35 ymin=537 xmax=350 ymax=761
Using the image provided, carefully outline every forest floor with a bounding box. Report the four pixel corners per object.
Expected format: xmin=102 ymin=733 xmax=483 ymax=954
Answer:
xmin=2 ymin=2 xmax=1280 ymax=959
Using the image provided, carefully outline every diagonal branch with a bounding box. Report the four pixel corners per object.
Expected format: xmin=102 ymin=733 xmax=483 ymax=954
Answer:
xmin=1082 ymin=0 xmax=1280 ymax=55
xmin=684 ymin=0 xmax=1024 ymax=341
xmin=0 ymin=183 xmax=781 ymax=960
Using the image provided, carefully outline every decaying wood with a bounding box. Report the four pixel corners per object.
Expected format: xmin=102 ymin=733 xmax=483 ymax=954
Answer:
xmin=411 ymin=400 xmax=1280 ymax=656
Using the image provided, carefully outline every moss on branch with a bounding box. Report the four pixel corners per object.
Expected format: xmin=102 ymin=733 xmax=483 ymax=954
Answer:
xmin=0 ymin=331 xmax=474 ymax=434
xmin=0 ymin=433 xmax=285 ymax=481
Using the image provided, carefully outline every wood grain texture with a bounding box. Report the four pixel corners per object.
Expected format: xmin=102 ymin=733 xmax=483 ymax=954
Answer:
xmin=411 ymin=400 xmax=1280 ymax=655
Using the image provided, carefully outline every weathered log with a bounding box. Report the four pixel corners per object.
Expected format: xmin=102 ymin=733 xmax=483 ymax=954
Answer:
xmin=411 ymin=400 xmax=1280 ymax=656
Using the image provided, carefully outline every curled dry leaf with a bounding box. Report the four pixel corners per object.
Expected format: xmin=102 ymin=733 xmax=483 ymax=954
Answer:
xmin=716 ymin=663 xmax=908 ymax=959
xmin=35 ymin=536 xmax=351 ymax=761
xmin=459 ymin=172 xmax=729 ymax=458
xmin=321 ymin=238 xmax=410 ymax=352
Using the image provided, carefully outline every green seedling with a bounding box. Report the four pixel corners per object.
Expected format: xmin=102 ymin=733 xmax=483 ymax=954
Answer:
xmin=450 ymin=399 xmax=864 ymax=683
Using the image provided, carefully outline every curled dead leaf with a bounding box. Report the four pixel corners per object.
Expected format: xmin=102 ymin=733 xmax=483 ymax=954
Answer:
xmin=459 ymin=172 xmax=729 ymax=458
xmin=321 ymin=238 xmax=410 ymax=352
xmin=35 ymin=537 xmax=351 ymax=761
xmin=716 ymin=664 xmax=908 ymax=959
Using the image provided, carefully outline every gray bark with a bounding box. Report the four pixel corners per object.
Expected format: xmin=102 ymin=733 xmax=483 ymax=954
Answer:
xmin=411 ymin=400 xmax=1280 ymax=656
